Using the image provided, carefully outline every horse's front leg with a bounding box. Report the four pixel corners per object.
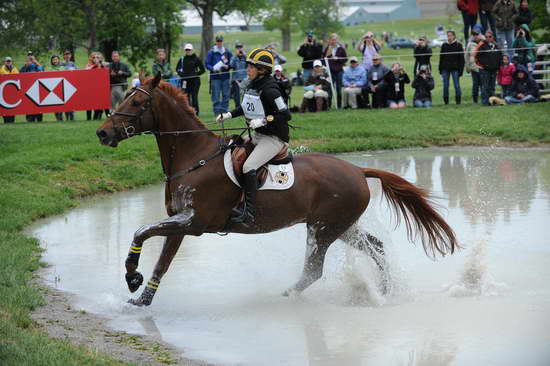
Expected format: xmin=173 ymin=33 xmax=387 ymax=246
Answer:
xmin=124 ymin=211 xmax=193 ymax=296
xmin=128 ymin=234 xmax=184 ymax=306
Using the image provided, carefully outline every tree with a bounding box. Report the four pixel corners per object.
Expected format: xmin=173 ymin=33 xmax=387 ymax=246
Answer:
xmin=531 ymin=0 xmax=550 ymax=43
xmin=235 ymin=0 xmax=267 ymax=31
xmin=186 ymin=0 xmax=239 ymax=59
xmin=263 ymin=0 xmax=301 ymax=52
xmin=295 ymin=0 xmax=342 ymax=41
xmin=0 ymin=0 xmax=184 ymax=70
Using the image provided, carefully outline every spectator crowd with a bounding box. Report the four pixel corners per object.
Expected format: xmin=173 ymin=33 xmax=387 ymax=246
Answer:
xmin=1 ymin=0 xmax=547 ymax=124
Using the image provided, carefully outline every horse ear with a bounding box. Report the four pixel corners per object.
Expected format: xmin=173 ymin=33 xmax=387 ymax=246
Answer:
xmin=152 ymin=72 xmax=162 ymax=88
xmin=139 ymin=71 xmax=146 ymax=84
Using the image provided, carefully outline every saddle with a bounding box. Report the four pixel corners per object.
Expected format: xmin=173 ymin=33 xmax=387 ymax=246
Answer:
xmin=230 ymin=136 xmax=293 ymax=188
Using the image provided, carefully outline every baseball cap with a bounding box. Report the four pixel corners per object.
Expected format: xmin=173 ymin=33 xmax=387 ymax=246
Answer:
xmin=235 ymin=40 xmax=243 ymax=48
xmin=184 ymin=43 xmax=193 ymax=50
xmin=418 ymin=35 xmax=427 ymax=41
xmin=372 ymin=53 xmax=382 ymax=60
xmin=274 ymin=65 xmax=283 ymax=72
xmin=472 ymin=24 xmax=482 ymax=35
xmin=5 ymin=56 xmax=12 ymax=61
xmin=215 ymin=35 xmax=224 ymax=41
xmin=313 ymin=60 xmax=322 ymax=68
xmin=349 ymin=56 xmax=358 ymax=63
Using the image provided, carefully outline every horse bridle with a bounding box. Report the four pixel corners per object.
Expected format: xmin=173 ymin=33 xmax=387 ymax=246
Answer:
xmin=110 ymin=86 xmax=155 ymax=138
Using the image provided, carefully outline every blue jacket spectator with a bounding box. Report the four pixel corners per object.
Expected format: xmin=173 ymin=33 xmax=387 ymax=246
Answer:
xmin=229 ymin=42 xmax=247 ymax=109
xmin=205 ymin=35 xmax=233 ymax=115
xmin=342 ymin=57 xmax=367 ymax=109
xmin=205 ymin=38 xmax=233 ymax=81
xmin=19 ymin=54 xmax=44 ymax=122
xmin=343 ymin=62 xmax=367 ymax=88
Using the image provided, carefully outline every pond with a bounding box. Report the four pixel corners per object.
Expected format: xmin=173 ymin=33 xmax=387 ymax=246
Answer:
xmin=29 ymin=148 xmax=550 ymax=366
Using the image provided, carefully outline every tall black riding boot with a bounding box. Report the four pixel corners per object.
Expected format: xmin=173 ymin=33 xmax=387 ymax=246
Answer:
xmin=443 ymin=96 xmax=449 ymax=105
xmin=231 ymin=169 xmax=258 ymax=225
xmin=456 ymin=95 xmax=461 ymax=105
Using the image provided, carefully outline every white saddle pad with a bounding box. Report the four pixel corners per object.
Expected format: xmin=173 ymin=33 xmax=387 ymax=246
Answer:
xmin=223 ymin=149 xmax=295 ymax=190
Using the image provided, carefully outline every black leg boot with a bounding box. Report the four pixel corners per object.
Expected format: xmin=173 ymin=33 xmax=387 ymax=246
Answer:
xmin=443 ymin=96 xmax=449 ymax=105
xmin=456 ymin=95 xmax=461 ymax=105
xmin=231 ymin=169 xmax=258 ymax=225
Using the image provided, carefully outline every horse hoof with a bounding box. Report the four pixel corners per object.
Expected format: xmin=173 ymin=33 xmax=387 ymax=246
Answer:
xmin=128 ymin=297 xmax=149 ymax=307
xmin=125 ymin=272 xmax=143 ymax=293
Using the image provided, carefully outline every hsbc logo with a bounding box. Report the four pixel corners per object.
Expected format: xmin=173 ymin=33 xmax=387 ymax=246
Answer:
xmin=0 ymin=77 xmax=77 ymax=109
xmin=26 ymin=78 xmax=77 ymax=106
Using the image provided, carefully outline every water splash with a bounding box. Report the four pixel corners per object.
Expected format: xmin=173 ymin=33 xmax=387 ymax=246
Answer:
xmin=446 ymin=235 xmax=506 ymax=297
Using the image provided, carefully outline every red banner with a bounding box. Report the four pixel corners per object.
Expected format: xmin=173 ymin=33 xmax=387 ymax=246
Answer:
xmin=0 ymin=68 xmax=110 ymax=116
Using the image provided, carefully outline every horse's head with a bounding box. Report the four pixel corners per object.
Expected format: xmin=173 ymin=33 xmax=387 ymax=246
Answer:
xmin=96 ymin=73 xmax=161 ymax=147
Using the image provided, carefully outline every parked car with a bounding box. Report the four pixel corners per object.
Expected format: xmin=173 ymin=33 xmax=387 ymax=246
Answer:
xmin=429 ymin=37 xmax=446 ymax=48
xmin=388 ymin=38 xmax=416 ymax=50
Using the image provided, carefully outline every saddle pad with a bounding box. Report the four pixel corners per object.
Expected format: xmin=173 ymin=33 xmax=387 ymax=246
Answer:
xmin=223 ymin=149 xmax=295 ymax=190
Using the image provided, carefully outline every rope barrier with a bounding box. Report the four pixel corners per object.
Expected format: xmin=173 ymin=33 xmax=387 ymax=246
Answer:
xmin=76 ymin=45 xmax=545 ymax=87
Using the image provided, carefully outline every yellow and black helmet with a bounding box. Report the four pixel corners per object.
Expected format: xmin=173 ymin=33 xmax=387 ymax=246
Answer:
xmin=246 ymin=48 xmax=275 ymax=73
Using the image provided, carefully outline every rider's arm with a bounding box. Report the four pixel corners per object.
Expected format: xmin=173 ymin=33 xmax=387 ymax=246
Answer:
xmin=262 ymin=87 xmax=291 ymax=125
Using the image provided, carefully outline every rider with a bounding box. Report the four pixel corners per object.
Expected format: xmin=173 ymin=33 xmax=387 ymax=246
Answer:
xmin=216 ymin=48 xmax=292 ymax=225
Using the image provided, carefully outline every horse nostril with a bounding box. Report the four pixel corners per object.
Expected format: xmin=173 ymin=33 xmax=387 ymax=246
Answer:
xmin=97 ymin=129 xmax=107 ymax=139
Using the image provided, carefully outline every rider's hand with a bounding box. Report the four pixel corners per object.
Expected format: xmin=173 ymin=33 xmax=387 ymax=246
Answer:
xmin=216 ymin=112 xmax=232 ymax=123
xmin=248 ymin=118 xmax=266 ymax=129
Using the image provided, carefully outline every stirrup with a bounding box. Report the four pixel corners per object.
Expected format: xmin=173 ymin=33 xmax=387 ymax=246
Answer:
xmin=230 ymin=204 xmax=254 ymax=224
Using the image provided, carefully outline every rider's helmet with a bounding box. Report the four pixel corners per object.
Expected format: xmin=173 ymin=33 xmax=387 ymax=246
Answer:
xmin=246 ymin=48 xmax=275 ymax=73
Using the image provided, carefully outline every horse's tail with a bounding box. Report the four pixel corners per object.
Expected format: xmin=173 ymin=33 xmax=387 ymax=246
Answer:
xmin=362 ymin=168 xmax=459 ymax=258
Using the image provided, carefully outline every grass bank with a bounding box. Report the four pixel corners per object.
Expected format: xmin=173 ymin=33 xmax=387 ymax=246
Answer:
xmin=1 ymin=66 xmax=549 ymax=365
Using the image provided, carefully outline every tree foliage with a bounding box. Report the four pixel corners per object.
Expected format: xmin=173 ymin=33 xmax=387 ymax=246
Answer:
xmin=0 ymin=0 xmax=184 ymax=70
xmin=531 ymin=0 xmax=550 ymax=43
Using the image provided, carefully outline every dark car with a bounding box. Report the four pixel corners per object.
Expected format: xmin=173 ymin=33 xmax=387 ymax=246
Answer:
xmin=388 ymin=38 xmax=416 ymax=50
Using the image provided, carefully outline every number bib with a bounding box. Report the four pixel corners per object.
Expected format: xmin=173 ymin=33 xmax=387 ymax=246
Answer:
xmin=241 ymin=91 xmax=265 ymax=120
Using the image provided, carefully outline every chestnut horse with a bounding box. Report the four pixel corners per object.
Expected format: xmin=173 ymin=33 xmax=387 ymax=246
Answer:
xmin=96 ymin=74 xmax=458 ymax=306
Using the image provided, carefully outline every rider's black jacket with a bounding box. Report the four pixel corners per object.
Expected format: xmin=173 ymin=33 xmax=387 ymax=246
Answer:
xmin=230 ymin=74 xmax=291 ymax=143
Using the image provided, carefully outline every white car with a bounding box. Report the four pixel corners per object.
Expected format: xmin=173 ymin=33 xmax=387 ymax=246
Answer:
xmin=429 ymin=38 xmax=446 ymax=48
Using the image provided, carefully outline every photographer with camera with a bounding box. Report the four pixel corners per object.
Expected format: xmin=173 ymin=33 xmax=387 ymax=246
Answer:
xmin=297 ymin=31 xmax=323 ymax=84
xmin=511 ymin=24 xmax=536 ymax=71
xmin=86 ymin=52 xmax=108 ymax=120
xmin=384 ymin=62 xmax=410 ymax=109
xmin=230 ymin=41 xmax=247 ymax=109
xmin=412 ymin=65 xmax=435 ymax=108
xmin=356 ymin=31 xmax=382 ymax=71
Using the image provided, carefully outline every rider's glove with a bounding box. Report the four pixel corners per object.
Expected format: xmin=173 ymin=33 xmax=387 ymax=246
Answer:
xmin=216 ymin=112 xmax=232 ymax=123
xmin=248 ymin=118 xmax=267 ymax=129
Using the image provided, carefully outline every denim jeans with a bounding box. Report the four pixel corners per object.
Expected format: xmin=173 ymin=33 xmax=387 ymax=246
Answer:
xmin=211 ymin=78 xmax=230 ymax=115
xmin=479 ymin=11 xmax=496 ymax=35
xmin=471 ymin=71 xmax=481 ymax=102
xmin=505 ymin=94 xmax=537 ymax=104
xmin=479 ymin=69 xmax=497 ymax=105
xmin=303 ymin=69 xmax=313 ymax=84
xmin=461 ymin=11 xmax=478 ymax=43
xmin=441 ymin=70 xmax=461 ymax=100
xmin=496 ymin=29 xmax=514 ymax=58
xmin=414 ymin=99 xmax=432 ymax=108
xmin=330 ymin=70 xmax=343 ymax=108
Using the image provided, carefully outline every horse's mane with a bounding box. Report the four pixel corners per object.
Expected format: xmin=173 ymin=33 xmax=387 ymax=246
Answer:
xmin=143 ymin=77 xmax=208 ymax=129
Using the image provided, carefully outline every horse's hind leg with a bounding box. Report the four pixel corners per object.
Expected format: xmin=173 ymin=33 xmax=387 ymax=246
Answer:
xmin=283 ymin=223 xmax=349 ymax=296
xmin=129 ymin=234 xmax=184 ymax=306
xmin=340 ymin=225 xmax=389 ymax=295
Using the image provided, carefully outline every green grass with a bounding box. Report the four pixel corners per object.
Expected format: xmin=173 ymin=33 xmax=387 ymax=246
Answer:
xmin=1 ymin=15 xmax=549 ymax=365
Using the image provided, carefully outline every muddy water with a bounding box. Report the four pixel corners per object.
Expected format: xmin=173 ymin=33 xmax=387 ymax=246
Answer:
xmin=29 ymin=148 xmax=550 ymax=366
